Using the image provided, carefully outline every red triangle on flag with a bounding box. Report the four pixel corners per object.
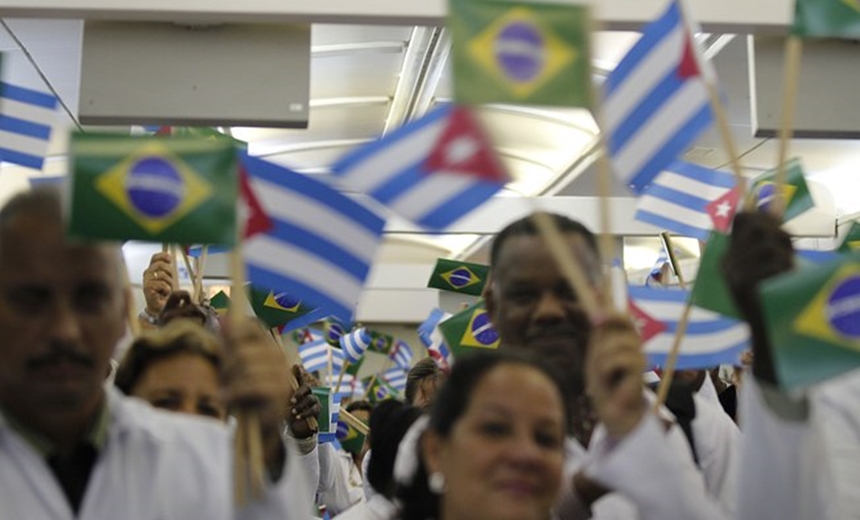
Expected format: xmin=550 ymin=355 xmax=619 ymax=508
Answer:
xmin=239 ymin=166 xmax=274 ymax=239
xmin=705 ymin=186 xmax=740 ymax=233
xmin=677 ymin=32 xmax=700 ymax=79
xmin=423 ymin=106 xmax=509 ymax=184
xmin=628 ymin=300 xmax=667 ymax=343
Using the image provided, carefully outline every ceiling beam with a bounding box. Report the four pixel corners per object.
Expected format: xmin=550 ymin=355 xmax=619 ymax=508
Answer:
xmin=1 ymin=0 xmax=793 ymax=33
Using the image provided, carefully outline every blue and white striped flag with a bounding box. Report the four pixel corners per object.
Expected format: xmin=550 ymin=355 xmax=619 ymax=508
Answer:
xmin=0 ymin=82 xmax=59 ymax=170
xmin=299 ymin=339 xmax=344 ymax=375
xmin=628 ymin=286 xmax=749 ymax=369
xmin=332 ymin=104 xmax=508 ymax=230
xmin=636 ymin=161 xmax=738 ymax=241
xmin=419 ymin=308 xmax=453 ymax=369
xmin=340 ymin=328 xmax=372 ymax=364
xmin=383 ymin=365 xmax=408 ymax=394
xmin=242 ymin=153 xmax=386 ymax=323
xmin=324 ymin=373 xmax=358 ymax=402
xmin=604 ymin=1 xmax=714 ymax=193
xmin=390 ymin=339 xmax=415 ymax=370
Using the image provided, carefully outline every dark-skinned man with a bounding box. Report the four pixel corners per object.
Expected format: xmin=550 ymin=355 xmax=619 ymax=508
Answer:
xmin=484 ymin=212 xmax=737 ymax=519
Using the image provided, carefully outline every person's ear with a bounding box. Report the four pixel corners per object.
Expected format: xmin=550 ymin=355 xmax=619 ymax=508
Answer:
xmin=483 ymin=275 xmax=497 ymax=322
xmin=421 ymin=430 xmax=444 ymax=475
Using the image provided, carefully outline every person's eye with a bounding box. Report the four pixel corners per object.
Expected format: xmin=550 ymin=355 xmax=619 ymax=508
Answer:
xmin=505 ymin=288 xmax=537 ymax=304
xmin=75 ymin=284 xmax=113 ymax=313
xmin=198 ymin=403 xmax=222 ymax=418
xmin=151 ymin=397 xmax=180 ymax=411
xmin=7 ymin=287 xmax=50 ymax=313
xmin=534 ymin=429 xmax=563 ymax=450
xmin=478 ymin=421 xmax=511 ymax=438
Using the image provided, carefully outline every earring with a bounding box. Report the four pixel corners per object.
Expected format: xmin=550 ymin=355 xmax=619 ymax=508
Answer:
xmin=428 ymin=472 xmax=446 ymax=494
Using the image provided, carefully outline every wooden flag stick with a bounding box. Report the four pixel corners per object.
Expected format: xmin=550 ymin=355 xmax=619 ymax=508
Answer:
xmin=771 ymin=36 xmax=803 ymax=220
xmin=179 ymin=247 xmax=196 ymax=295
xmin=653 ymin=300 xmax=694 ymax=412
xmin=674 ymin=1 xmax=747 ymax=202
xmin=530 ymin=212 xmax=602 ymax=320
xmin=335 ymin=361 xmax=350 ymax=396
xmin=339 ymin=408 xmax=370 ymax=436
xmin=229 ymin=243 xmax=265 ymax=501
xmin=659 ymin=232 xmax=687 ymax=290
xmin=195 ymin=246 xmax=209 ymax=303
xmin=121 ymin=260 xmax=142 ymax=338
xmin=169 ymin=244 xmax=181 ymax=290
xmin=270 ymin=327 xmax=318 ymax=430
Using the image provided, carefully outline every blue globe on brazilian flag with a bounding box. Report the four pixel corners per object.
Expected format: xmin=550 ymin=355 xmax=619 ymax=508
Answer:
xmin=449 ymin=0 xmax=591 ymax=107
xmin=67 ymin=133 xmax=237 ymax=245
xmin=761 ymin=252 xmax=860 ymax=389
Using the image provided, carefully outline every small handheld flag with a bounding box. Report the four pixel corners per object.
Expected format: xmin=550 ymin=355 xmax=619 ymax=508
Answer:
xmin=340 ymin=328 xmax=372 ymax=364
xmin=0 ymin=81 xmax=59 ymax=170
xmin=439 ymin=300 xmax=500 ymax=360
xmin=333 ymin=104 xmax=508 ymax=230
xmin=68 ymin=133 xmax=238 ymax=244
xmin=604 ymin=0 xmax=714 ymax=193
xmin=427 ymin=258 xmax=490 ymax=296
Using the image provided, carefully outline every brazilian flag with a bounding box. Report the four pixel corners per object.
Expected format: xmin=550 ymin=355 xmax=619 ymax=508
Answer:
xmin=336 ymin=419 xmax=367 ymax=456
xmin=439 ymin=300 xmax=500 ymax=359
xmin=367 ymin=330 xmax=395 ymax=355
xmin=427 ymin=258 xmax=489 ymax=296
xmin=793 ymin=0 xmax=860 ymax=38
xmin=247 ymin=285 xmax=316 ymax=329
xmin=760 ymin=251 xmax=860 ymax=388
xmin=689 ymin=232 xmax=742 ymax=320
xmin=839 ymin=222 xmax=860 ymax=253
xmin=745 ymin=158 xmax=813 ymax=223
xmin=68 ymin=133 xmax=238 ymax=245
xmin=209 ymin=290 xmax=231 ymax=316
xmin=364 ymin=375 xmax=400 ymax=404
xmin=324 ymin=318 xmax=349 ymax=347
xmin=449 ymin=0 xmax=592 ymax=107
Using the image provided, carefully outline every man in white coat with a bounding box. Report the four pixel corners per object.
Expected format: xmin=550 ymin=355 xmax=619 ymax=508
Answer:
xmin=484 ymin=212 xmax=737 ymax=519
xmin=0 ymin=188 xmax=311 ymax=519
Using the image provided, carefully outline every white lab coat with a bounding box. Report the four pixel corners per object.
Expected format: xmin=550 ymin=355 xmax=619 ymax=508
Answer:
xmin=0 ymin=388 xmax=313 ymax=520
xmin=317 ymin=443 xmax=365 ymax=516
xmin=557 ymin=390 xmax=738 ymax=520
xmin=332 ymin=494 xmax=397 ymax=520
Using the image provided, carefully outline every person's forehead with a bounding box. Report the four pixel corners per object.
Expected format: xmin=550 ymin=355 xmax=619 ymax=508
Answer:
xmin=494 ymin=233 xmax=588 ymax=275
xmin=0 ymin=215 xmax=121 ymax=282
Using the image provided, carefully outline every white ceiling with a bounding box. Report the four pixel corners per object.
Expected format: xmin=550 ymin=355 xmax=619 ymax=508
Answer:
xmin=1 ymin=15 xmax=858 ymax=320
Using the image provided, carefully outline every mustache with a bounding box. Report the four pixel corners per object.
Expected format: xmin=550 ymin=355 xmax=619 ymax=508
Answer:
xmin=525 ymin=323 xmax=590 ymax=341
xmin=27 ymin=343 xmax=94 ymax=371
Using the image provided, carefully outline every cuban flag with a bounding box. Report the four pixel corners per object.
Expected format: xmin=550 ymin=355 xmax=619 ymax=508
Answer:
xmin=299 ymin=339 xmax=344 ymax=376
xmin=382 ymin=365 xmax=408 ymax=394
xmin=0 ymin=82 xmax=59 ymax=170
xmin=419 ymin=308 xmax=453 ymax=369
xmin=340 ymin=328 xmax=372 ymax=364
xmin=636 ymin=161 xmax=740 ymax=241
xmin=242 ymin=153 xmax=385 ymax=323
xmin=332 ymin=104 xmax=509 ymax=230
xmin=628 ymin=286 xmax=749 ymax=369
xmin=603 ymin=1 xmax=715 ymax=193
xmin=390 ymin=339 xmax=415 ymax=370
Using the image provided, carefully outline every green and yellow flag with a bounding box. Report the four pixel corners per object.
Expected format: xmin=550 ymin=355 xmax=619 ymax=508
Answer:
xmin=746 ymin=158 xmax=814 ymax=223
xmin=336 ymin=419 xmax=367 ymax=456
xmin=793 ymin=0 xmax=860 ymax=38
xmin=439 ymin=300 xmax=500 ymax=359
xmin=760 ymin=251 xmax=860 ymax=388
xmin=368 ymin=330 xmax=395 ymax=355
xmin=839 ymin=222 xmax=860 ymax=253
xmin=449 ymin=0 xmax=592 ymax=107
xmin=690 ymin=232 xmax=742 ymax=320
xmin=248 ymin=286 xmax=315 ymax=329
xmin=209 ymin=290 xmax=231 ymax=316
xmin=427 ymin=258 xmax=490 ymax=296
xmin=364 ymin=375 xmax=400 ymax=404
xmin=68 ymin=133 xmax=238 ymax=244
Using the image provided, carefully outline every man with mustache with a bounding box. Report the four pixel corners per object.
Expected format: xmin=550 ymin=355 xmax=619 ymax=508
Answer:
xmin=484 ymin=212 xmax=738 ymax=519
xmin=0 ymin=188 xmax=311 ymax=519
